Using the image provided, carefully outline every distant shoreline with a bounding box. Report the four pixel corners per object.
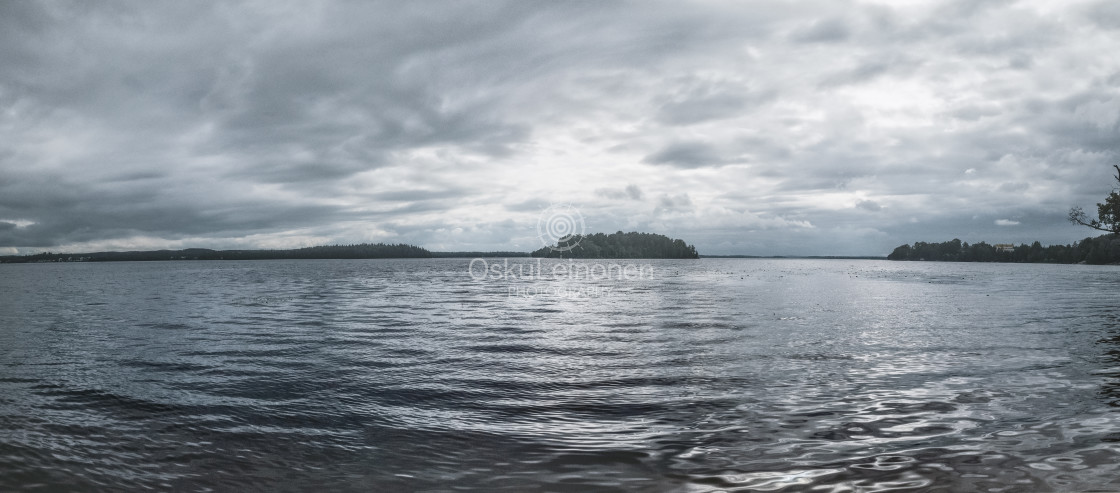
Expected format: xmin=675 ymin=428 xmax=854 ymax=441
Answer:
xmin=701 ymin=255 xmax=886 ymax=260
xmin=0 ymin=251 xmax=893 ymax=264
xmin=887 ymin=235 xmax=1120 ymax=265
xmin=2 ymin=231 xmax=711 ymax=263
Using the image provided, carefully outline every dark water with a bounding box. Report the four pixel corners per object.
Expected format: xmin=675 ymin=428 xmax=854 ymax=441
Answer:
xmin=1 ymin=258 xmax=1119 ymax=492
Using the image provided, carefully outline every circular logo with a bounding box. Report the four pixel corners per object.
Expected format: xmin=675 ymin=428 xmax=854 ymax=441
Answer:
xmin=537 ymin=204 xmax=585 ymax=252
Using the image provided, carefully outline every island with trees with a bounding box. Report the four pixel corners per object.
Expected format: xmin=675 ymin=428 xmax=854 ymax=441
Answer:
xmin=530 ymin=231 xmax=699 ymax=259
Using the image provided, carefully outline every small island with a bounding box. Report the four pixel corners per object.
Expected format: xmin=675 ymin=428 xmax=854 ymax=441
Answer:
xmin=530 ymin=231 xmax=699 ymax=259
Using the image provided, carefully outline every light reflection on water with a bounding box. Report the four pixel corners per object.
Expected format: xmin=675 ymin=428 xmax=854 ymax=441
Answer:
xmin=0 ymin=258 xmax=1118 ymax=491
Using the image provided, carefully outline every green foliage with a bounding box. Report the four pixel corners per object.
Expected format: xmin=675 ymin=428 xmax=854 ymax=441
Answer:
xmin=887 ymin=236 xmax=1120 ymax=264
xmin=1069 ymin=165 xmax=1120 ymax=234
xmin=530 ymin=231 xmax=699 ymax=259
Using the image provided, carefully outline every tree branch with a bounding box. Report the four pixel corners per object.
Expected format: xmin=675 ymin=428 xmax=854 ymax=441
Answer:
xmin=1068 ymin=206 xmax=1111 ymax=231
xmin=1070 ymin=164 xmax=1120 ymax=234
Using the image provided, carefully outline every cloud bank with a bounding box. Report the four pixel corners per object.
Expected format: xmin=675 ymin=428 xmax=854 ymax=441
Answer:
xmin=1 ymin=0 xmax=1118 ymax=256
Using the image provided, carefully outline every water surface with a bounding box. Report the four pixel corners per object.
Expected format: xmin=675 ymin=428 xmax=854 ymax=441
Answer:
xmin=1 ymin=259 xmax=1118 ymax=491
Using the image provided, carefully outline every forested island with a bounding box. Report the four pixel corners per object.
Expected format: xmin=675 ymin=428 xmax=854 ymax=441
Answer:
xmin=530 ymin=231 xmax=699 ymax=259
xmin=887 ymin=235 xmax=1120 ymax=264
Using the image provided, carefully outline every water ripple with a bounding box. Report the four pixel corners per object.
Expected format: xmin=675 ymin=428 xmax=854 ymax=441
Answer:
xmin=1 ymin=259 xmax=1119 ymax=491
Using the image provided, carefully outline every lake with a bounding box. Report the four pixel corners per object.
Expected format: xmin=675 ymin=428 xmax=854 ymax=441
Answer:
xmin=1 ymin=258 xmax=1118 ymax=491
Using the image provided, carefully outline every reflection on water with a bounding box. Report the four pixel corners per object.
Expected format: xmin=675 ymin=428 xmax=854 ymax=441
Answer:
xmin=1098 ymin=335 xmax=1120 ymax=409
xmin=1 ymin=259 xmax=1119 ymax=491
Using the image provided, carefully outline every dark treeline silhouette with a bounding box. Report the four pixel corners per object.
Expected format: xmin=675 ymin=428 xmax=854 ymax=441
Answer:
xmin=701 ymin=255 xmax=886 ymax=259
xmin=431 ymin=251 xmax=531 ymax=258
xmin=0 ymin=233 xmax=703 ymax=263
xmin=887 ymin=235 xmax=1120 ymax=264
xmin=0 ymin=243 xmax=432 ymax=263
xmin=531 ymin=231 xmax=699 ymax=259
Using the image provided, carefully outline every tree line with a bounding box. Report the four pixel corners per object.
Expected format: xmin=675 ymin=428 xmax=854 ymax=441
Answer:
xmin=887 ymin=236 xmax=1120 ymax=264
xmin=530 ymin=231 xmax=699 ymax=259
xmin=0 ymin=243 xmax=432 ymax=263
xmin=0 ymin=232 xmax=704 ymax=263
xmin=890 ymin=165 xmax=1120 ymax=265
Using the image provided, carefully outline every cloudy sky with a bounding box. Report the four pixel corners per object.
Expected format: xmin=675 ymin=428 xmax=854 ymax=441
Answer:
xmin=2 ymin=0 xmax=1119 ymax=256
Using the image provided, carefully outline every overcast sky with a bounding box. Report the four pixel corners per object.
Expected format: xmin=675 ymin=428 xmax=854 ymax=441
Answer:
xmin=2 ymin=0 xmax=1119 ymax=256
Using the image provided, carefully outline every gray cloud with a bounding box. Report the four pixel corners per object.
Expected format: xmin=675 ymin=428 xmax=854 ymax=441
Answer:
xmin=657 ymin=93 xmax=754 ymax=125
xmin=644 ymin=142 xmax=730 ymax=169
xmin=1 ymin=0 xmax=1118 ymax=255
xmin=626 ymin=184 xmax=644 ymax=200
xmin=1085 ymin=0 xmax=1120 ymax=30
xmin=818 ymin=58 xmax=909 ymax=88
xmin=856 ymin=200 xmax=882 ymax=212
xmin=653 ymin=75 xmax=776 ymax=125
xmin=998 ymin=182 xmax=1029 ymax=193
xmin=596 ymin=184 xmax=644 ymax=201
xmin=792 ymin=18 xmax=851 ymax=43
xmin=657 ymin=193 xmax=692 ymax=210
